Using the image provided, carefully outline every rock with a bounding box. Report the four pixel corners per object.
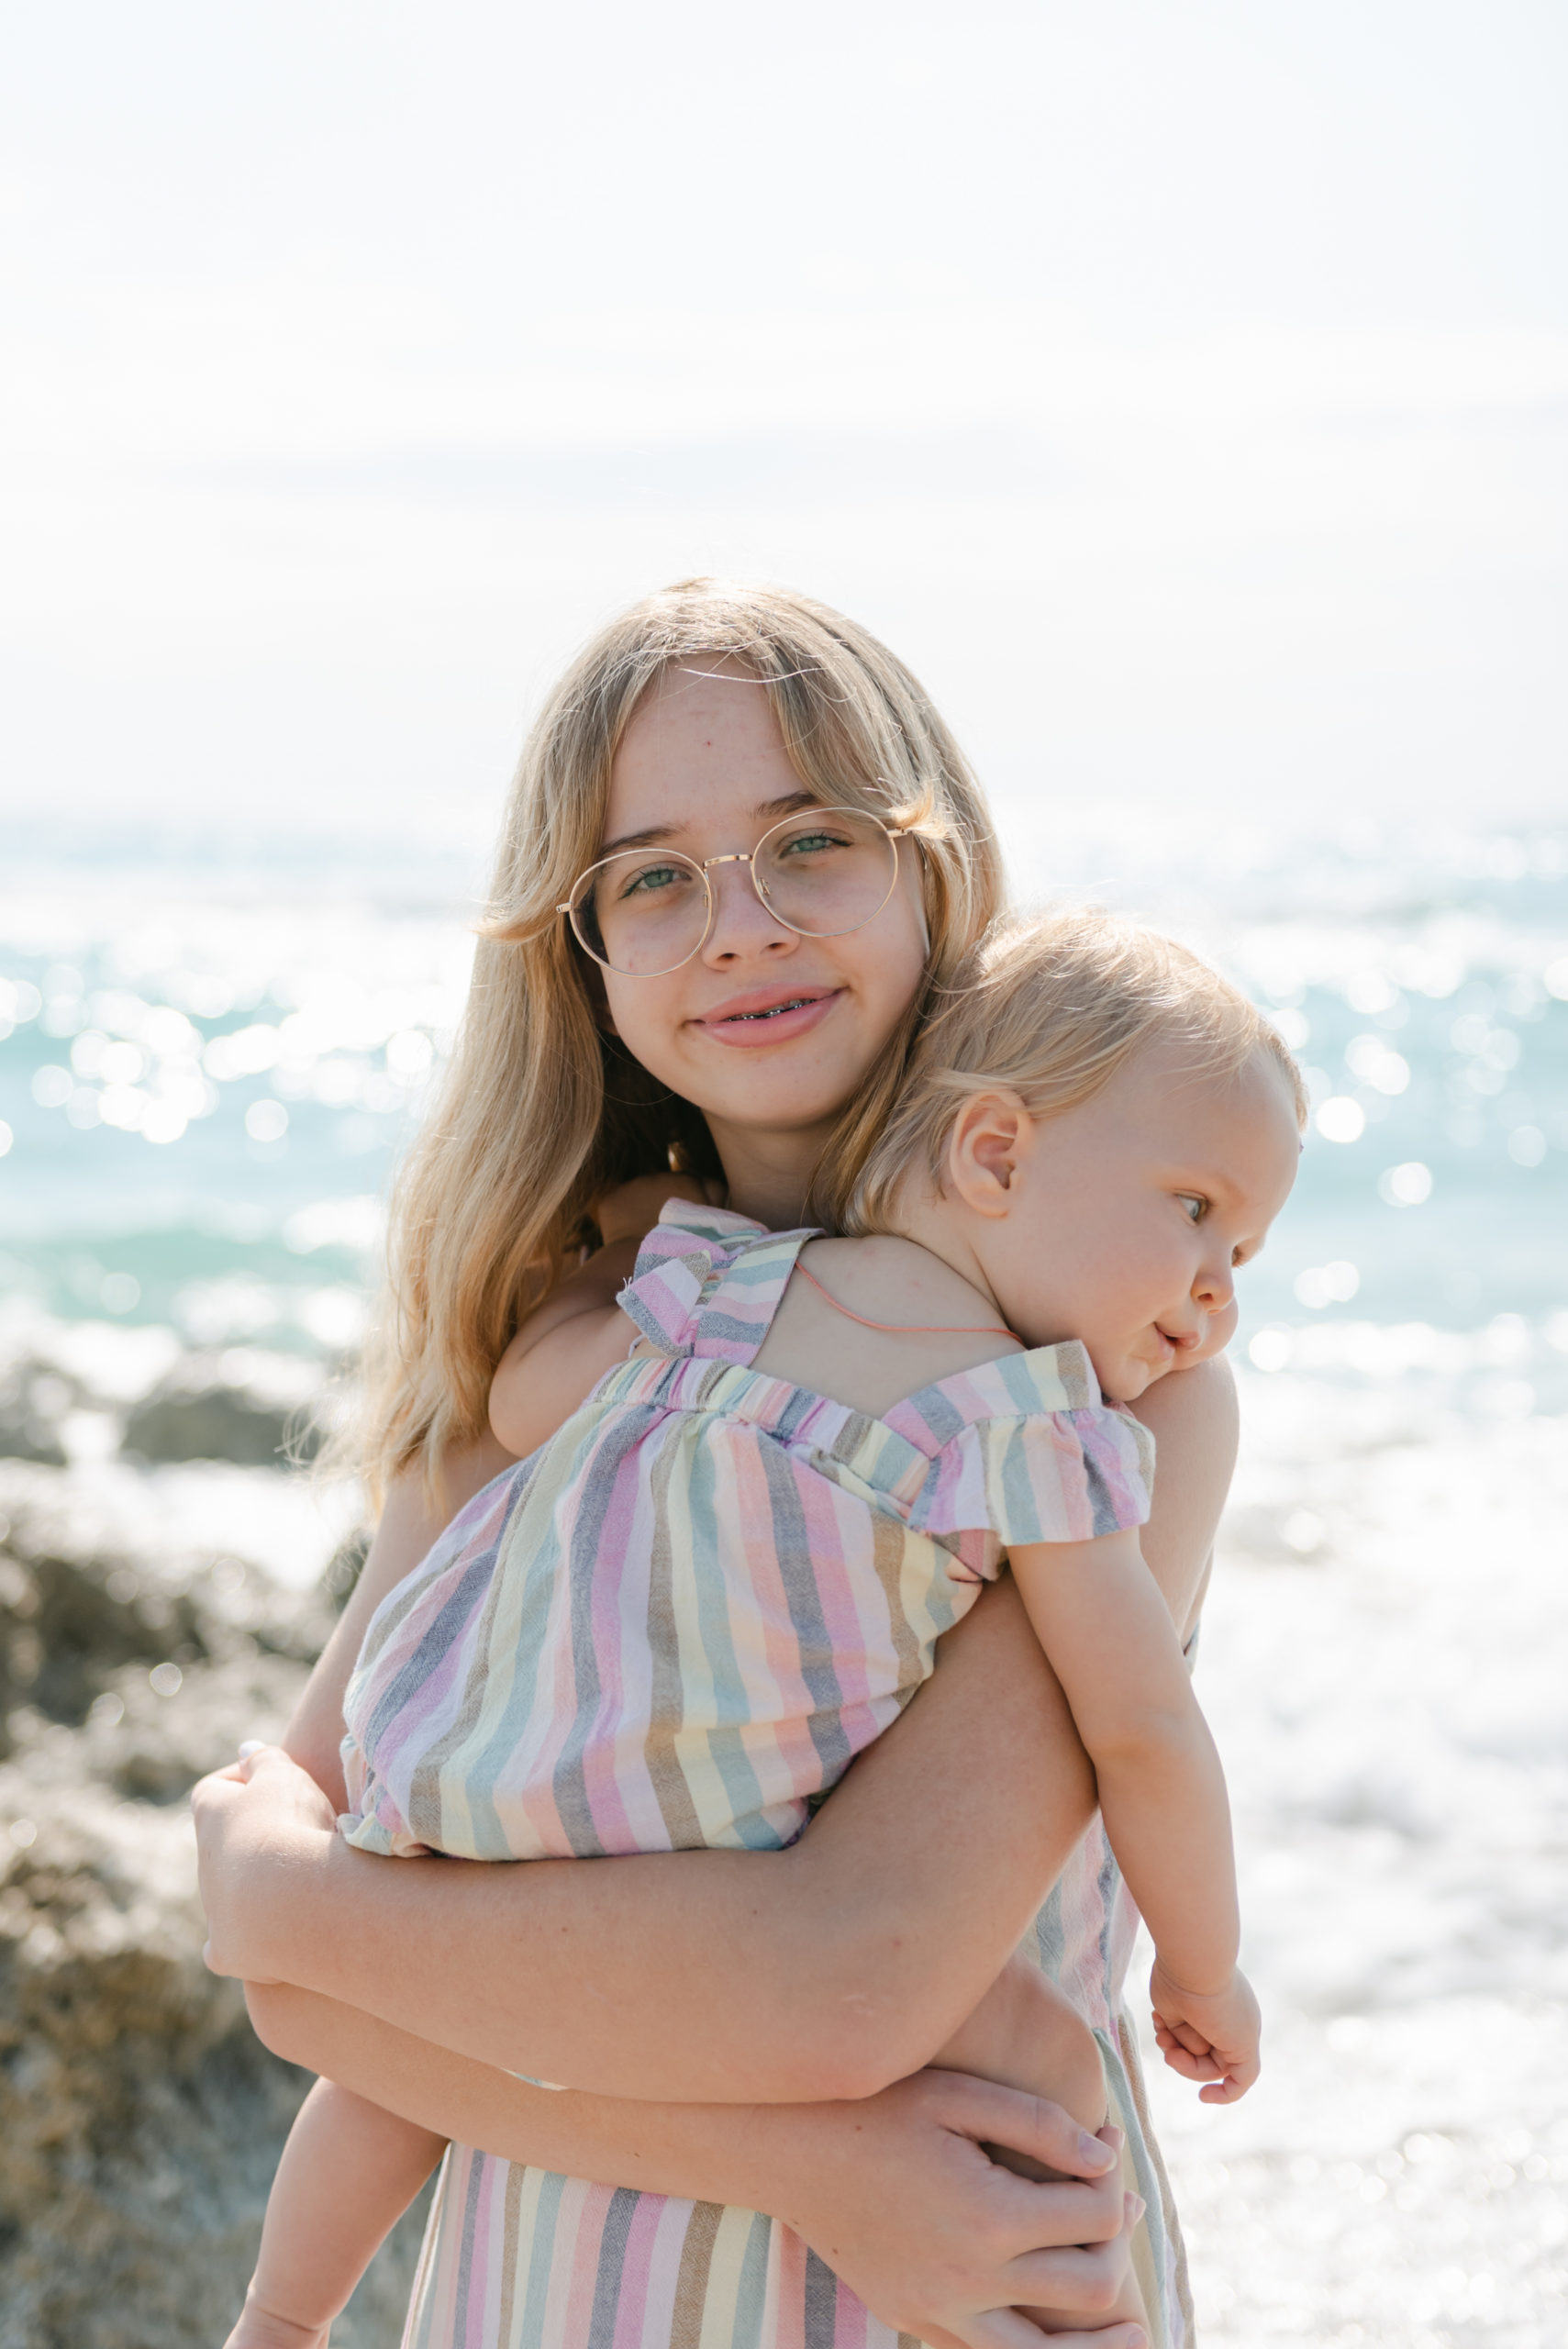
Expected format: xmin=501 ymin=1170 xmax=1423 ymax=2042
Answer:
xmin=121 ymin=1351 xmax=326 ymax=1471
xmin=0 ymin=1366 xmax=69 ymax=1469
xmin=0 ymin=1502 xmax=330 ymax=1760
xmin=0 ymin=1505 xmax=427 ymax=2346
xmin=0 ymin=1322 xmax=331 ymax=1475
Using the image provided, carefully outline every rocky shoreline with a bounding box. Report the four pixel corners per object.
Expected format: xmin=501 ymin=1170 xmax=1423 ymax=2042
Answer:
xmin=0 ymin=1328 xmax=426 ymax=2347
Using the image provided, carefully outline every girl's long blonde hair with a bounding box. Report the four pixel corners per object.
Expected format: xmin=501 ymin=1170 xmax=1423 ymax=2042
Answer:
xmin=362 ymin=578 xmax=1004 ymax=1499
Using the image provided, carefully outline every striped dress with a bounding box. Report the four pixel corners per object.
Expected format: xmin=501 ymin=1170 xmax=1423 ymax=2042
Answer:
xmin=339 ymin=1204 xmax=1192 ymax=2347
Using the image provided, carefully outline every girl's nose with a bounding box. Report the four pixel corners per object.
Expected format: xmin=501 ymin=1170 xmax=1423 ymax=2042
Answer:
xmin=700 ymin=861 xmax=798 ymax=963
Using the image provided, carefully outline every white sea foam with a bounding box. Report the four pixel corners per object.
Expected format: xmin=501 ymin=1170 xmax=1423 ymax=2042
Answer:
xmin=0 ymin=1456 xmax=362 ymax=1595
xmin=1140 ymin=1379 xmax=1568 ymax=2342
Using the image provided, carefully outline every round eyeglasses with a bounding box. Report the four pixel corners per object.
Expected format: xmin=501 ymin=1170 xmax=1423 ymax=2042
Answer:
xmin=558 ymin=804 xmax=918 ymax=977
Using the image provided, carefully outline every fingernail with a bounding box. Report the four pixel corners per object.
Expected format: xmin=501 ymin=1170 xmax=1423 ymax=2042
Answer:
xmin=1078 ymin=2131 xmax=1116 ymax=2170
xmin=1127 ymin=2192 xmax=1147 ymax=2224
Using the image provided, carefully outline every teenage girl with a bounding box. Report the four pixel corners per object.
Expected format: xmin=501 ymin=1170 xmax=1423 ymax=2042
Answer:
xmin=194 ymin=583 xmax=1245 ymax=2349
xmin=223 ymin=910 xmax=1300 ymax=2348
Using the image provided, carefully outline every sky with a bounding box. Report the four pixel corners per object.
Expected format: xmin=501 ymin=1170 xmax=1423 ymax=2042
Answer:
xmin=4 ymin=0 xmax=1565 ymax=865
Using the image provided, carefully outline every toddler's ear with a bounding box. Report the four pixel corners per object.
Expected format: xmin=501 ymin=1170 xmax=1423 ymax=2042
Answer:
xmin=946 ymin=1090 xmax=1032 ymax=1216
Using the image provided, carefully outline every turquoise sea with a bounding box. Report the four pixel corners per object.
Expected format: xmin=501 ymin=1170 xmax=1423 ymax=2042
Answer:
xmin=3 ymin=821 xmax=1564 ymax=1386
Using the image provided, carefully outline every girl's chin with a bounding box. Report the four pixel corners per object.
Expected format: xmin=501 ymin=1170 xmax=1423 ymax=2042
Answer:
xmin=672 ymin=1058 xmax=869 ymax=1130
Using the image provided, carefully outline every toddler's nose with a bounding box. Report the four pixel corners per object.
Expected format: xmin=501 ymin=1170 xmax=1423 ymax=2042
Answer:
xmin=1193 ymin=1261 xmax=1235 ymax=1314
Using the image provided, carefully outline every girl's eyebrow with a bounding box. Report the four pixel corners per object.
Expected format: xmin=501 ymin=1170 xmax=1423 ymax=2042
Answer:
xmin=598 ymin=791 xmax=819 ymax=861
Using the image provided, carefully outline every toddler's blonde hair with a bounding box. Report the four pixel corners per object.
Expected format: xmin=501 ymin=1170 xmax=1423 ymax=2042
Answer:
xmin=840 ymin=908 xmax=1307 ymax=1232
xmin=361 ymin=577 xmax=1004 ymax=1499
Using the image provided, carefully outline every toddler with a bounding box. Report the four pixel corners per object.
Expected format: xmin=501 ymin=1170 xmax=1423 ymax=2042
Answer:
xmin=225 ymin=908 xmax=1303 ymax=2347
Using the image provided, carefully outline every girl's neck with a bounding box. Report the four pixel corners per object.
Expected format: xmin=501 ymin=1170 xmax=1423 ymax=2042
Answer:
xmin=709 ymin=1118 xmax=833 ymax=1233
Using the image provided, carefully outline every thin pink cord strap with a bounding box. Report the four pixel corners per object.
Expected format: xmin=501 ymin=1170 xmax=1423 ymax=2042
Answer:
xmin=792 ymin=1258 xmax=1018 ymax=1342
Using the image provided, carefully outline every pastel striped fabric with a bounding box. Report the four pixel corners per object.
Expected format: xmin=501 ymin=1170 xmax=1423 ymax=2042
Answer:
xmin=399 ymin=1818 xmax=1194 ymax=2349
xmin=335 ymin=1203 xmax=1174 ymax=2345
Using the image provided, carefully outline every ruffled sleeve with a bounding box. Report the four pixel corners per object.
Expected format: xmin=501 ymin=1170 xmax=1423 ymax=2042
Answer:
xmin=615 ymin=1200 xmax=770 ymax=1356
xmin=906 ymin=1395 xmax=1155 ymax=1576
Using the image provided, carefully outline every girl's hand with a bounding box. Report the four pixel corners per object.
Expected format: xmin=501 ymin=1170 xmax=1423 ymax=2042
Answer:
xmin=773 ymin=2070 xmax=1148 ymax=2349
xmin=193 ymin=1745 xmax=338 ymax=1983
xmin=1149 ymin=1958 xmax=1262 ymax=2104
xmin=592 ymin=1171 xmax=716 ymax=1246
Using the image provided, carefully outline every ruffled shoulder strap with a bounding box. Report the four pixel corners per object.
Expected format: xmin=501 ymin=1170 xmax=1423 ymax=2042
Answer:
xmin=898 ymin=1342 xmax=1157 ymax=1552
xmin=617 ymin=1199 xmax=819 ymax=1364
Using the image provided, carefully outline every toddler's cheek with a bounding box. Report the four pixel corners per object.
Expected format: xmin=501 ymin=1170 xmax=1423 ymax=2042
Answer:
xmin=1195 ymin=1298 xmax=1240 ymax=1361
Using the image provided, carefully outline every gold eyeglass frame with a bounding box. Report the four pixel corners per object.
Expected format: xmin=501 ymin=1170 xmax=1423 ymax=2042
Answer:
xmin=557 ymin=804 xmax=921 ymax=977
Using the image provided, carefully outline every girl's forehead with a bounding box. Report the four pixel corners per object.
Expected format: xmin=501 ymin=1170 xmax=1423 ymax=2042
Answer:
xmin=620 ymin=664 xmax=785 ymax=760
xmin=606 ymin=671 xmax=803 ymax=838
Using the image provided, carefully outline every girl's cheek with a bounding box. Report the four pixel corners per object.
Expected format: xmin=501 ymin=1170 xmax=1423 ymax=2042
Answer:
xmin=599 ymin=985 xmax=681 ymax=1074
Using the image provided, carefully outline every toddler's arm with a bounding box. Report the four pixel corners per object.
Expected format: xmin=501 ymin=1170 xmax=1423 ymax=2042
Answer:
xmin=1008 ymin=1528 xmax=1260 ymax=2101
xmin=223 ymin=2080 xmax=444 ymax=2349
xmin=486 ymin=1175 xmax=710 ymax=1457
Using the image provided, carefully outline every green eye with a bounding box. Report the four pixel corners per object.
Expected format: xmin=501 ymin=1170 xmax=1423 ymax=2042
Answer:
xmin=777 ymin=829 xmax=847 ymax=858
xmin=620 ymin=863 xmax=689 ymax=899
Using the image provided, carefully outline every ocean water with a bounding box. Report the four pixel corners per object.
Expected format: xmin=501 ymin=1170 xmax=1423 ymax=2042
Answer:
xmin=4 ymin=824 xmax=1564 ymax=1357
xmin=2 ymin=822 xmax=1565 ymax=2342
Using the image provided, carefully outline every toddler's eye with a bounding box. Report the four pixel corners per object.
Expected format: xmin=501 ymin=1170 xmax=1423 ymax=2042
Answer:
xmin=1177 ymin=1195 xmax=1207 ymax=1224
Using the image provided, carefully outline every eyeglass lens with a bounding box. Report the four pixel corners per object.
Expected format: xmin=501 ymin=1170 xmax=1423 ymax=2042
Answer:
xmin=569 ymin=807 xmax=899 ymax=976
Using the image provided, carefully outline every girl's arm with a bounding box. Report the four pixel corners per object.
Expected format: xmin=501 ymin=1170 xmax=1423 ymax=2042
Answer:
xmin=242 ymin=1985 xmax=1147 ymax=2349
xmin=201 ymin=1573 xmax=1097 ymax=2102
xmin=1129 ymin=1351 xmax=1236 ymax=1643
xmin=204 ymin=1357 xmax=1238 ymax=2105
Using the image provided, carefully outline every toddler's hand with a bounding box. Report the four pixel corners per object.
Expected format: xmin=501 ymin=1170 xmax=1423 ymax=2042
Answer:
xmin=1148 ymin=1959 xmax=1261 ymax=2104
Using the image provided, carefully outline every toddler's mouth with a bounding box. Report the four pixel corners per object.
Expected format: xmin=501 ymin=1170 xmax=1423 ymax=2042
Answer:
xmin=1156 ymin=1320 xmax=1205 ymax=1357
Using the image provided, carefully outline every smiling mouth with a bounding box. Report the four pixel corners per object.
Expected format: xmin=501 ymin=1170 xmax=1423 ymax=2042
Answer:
xmin=708 ymin=994 xmax=828 ymax=1025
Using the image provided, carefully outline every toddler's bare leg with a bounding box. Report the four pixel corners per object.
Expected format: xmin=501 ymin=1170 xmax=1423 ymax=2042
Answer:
xmin=933 ymin=1960 xmax=1151 ymax=2339
xmin=223 ymin=2078 xmax=445 ymax=2348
